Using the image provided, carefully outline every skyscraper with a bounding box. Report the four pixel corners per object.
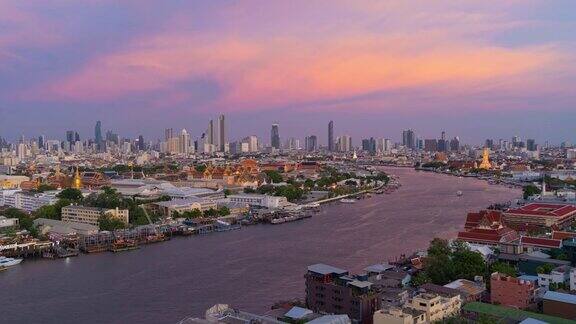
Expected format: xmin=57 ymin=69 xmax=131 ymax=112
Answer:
xmin=402 ymin=129 xmax=416 ymax=149
xmin=218 ymin=114 xmax=226 ymax=152
xmin=271 ymin=123 xmax=280 ymax=149
xmin=95 ymin=121 xmax=103 ymax=151
xmin=165 ymin=128 xmax=174 ymax=142
xmin=328 ymin=121 xmax=334 ymax=151
xmin=207 ymin=120 xmax=215 ymax=146
xmin=180 ymin=129 xmax=191 ymax=154
xmin=138 ymin=135 xmax=145 ymax=151
xmin=305 ymin=135 xmax=318 ymax=152
xmin=527 ymin=139 xmax=537 ymax=151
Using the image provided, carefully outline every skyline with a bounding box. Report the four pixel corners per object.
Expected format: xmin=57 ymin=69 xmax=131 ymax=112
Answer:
xmin=1 ymin=1 xmax=576 ymax=142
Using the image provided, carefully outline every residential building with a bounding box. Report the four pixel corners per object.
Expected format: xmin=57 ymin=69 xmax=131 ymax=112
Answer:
xmin=373 ymin=307 xmax=426 ymax=324
xmin=61 ymin=205 xmax=129 ymax=227
xmin=537 ymin=265 xmax=571 ymax=289
xmin=305 ymin=264 xmax=381 ymax=324
xmin=406 ymin=293 xmax=461 ymax=323
xmin=490 ymin=273 xmax=537 ymax=309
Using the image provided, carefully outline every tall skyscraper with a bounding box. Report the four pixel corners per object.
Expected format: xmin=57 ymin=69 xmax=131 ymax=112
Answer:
xmin=402 ymin=129 xmax=416 ymax=149
xmin=527 ymin=139 xmax=537 ymax=151
xmin=218 ymin=114 xmax=226 ymax=152
xmin=165 ymin=128 xmax=174 ymax=142
xmin=138 ymin=135 xmax=145 ymax=151
xmin=95 ymin=121 xmax=103 ymax=151
xmin=38 ymin=135 xmax=45 ymax=150
xmin=180 ymin=129 xmax=191 ymax=154
xmin=328 ymin=121 xmax=334 ymax=151
xmin=305 ymin=135 xmax=318 ymax=152
xmin=271 ymin=123 xmax=280 ymax=149
xmin=207 ymin=120 xmax=215 ymax=146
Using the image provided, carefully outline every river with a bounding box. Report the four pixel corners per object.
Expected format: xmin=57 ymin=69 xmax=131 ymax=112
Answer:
xmin=0 ymin=167 xmax=520 ymax=324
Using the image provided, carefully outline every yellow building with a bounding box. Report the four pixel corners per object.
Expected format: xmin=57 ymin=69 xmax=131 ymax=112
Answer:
xmin=408 ymin=293 xmax=461 ymax=323
xmin=373 ymin=307 xmax=426 ymax=324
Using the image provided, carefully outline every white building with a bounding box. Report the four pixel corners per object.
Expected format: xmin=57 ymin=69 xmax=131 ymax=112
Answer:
xmin=0 ymin=190 xmax=60 ymax=212
xmin=538 ymin=265 xmax=571 ymax=289
xmin=228 ymin=194 xmax=289 ymax=209
xmin=570 ymin=268 xmax=576 ymax=292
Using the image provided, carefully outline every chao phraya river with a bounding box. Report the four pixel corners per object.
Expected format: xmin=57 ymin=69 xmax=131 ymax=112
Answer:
xmin=0 ymin=167 xmax=520 ymax=324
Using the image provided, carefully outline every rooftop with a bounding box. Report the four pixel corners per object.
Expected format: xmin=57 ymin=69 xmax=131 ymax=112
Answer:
xmin=543 ymin=291 xmax=576 ymax=305
xmin=506 ymin=203 xmax=576 ymax=218
xmin=307 ymin=264 xmax=348 ymax=276
xmin=462 ymin=302 xmax=575 ymax=324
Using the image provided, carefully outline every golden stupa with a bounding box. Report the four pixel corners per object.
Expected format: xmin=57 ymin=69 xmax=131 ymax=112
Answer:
xmin=478 ymin=148 xmax=492 ymax=170
xmin=72 ymin=166 xmax=83 ymax=189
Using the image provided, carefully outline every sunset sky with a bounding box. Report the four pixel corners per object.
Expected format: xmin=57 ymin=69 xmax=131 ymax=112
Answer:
xmin=1 ymin=0 xmax=575 ymax=144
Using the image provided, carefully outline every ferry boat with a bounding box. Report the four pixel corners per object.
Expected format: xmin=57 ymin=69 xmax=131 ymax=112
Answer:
xmin=0 ymin=256 xmax=23 ymax=268
xmin=456 ymin=191 xmax=463 ymax=197
xmin=340 ymin=198 xmax=356 ymax=204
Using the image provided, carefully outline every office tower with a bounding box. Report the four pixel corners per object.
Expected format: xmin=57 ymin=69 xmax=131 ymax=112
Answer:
xmin=138 ymin=135 xmax=145 ymax=151
xmin=218 ymin=114 xmax=226 ymax=152
xmin=402 ymin=129 xmax=416 ymax=149
xmin=485 ymin=139 xmax=494 ymax=149
xmin=242 ymin=136 xmax=259 ymax=152
xmin=305 ymin=135 xmax=317 ymax=152
xmin=206 ymin=120 xmax=215 ymax=146
xmin=38 ymin=135 xmax=45 ymax=150
xmin=17 ymin=143 xmax=26 ymax=159
xmin=338 ymin=135 xmax=352 ymax=152
xmin=180 ymin=129 xmax=190 ymax=154
xmin=328 ymin=121 xmax=334 ymax=152
xmin=164 ymin=128 xmax=174 ymax=142
xmin=271 ymin=123 xmax=280 ymax=149
xmin=527 ymin=139 xmax=536 ymax=151
xmin=95 ymin=121 xmax=103 ymax=151
xmin=450 ymin=137 xmax=460 ymax=152
xmin=424 ymin=139 xmax=438 ymax=152
xmin=512 ymin=136 xmax=521 ymax=148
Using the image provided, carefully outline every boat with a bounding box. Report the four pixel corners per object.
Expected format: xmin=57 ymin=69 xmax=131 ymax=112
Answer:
xmin=340 ymin=199 xmax=356 ymax=204
xmin=456 ymin=191 xmax=463 ymax=197
xmin=0 ymin=256 xmax=23 ymax=268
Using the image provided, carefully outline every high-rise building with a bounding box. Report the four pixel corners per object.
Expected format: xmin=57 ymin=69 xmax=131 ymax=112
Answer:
xmin=271 ymin=124 xmax=280 ymax=149
xmin=424 ymin=139 xmax=438 ymax=152
xmin=450 ymin=137 xmax=460 ymax=152
xmin=376 ymin=138 xmax=392 ymax=153
xmin=138 ymin=135 xmax=145 ymax=151
xmin=95 ymin=121 xmax=103 ymax=151
xmin=305 ymin=135 xmax=317 ymax=152
xmin=206 ymin=120 xmax=214 ymax=146
xmin=361 ymin=138 xmax=376 ymax=153
xmin=485 ymin=139 xmax=494 ymax=149
xmin=242 ymin=136 xmax=259 ymax=152
xmin=527 ymin=139 xmax=537 ymax=151
xmin=164 ymin=128 xmax=174 ymax=142
xmin=328 ymin=121 xmax=334 ymax=152
xmin=180 ymin=129 xmax=191 ymax=154
xmin=402 ymin=129 xmax=416 ymax=149
xmin=338 ymin=135 xmax=352 ymax=152
xmin=218 ymin=114 xmax=226 ymax=152
xmin=38 ymin=135 xmax=45 ymax=150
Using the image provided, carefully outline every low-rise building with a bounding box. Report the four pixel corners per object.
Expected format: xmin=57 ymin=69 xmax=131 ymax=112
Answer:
xmin=0 ymin=216 xmax=19 ymax=232
xmin=542 ymin=291 xmax=576 ymax=320
xmin=373 ymin=307 xmax=426 ymax=324
xmin=503 ymin=203 xmax=576 ymax=230
xmin=570 ymin=268 xmax=576 ymax=292
xmin=0 ymin=189 xmax=60 ymax=212
xmin=537 ymin=265 xmax=571 ymax=290
xmin=34 ymin=218 xmax=98 ymax=236
xmin=406 ymin=292 xmax=461 ymax=323
xmin=154 ymin=197 xmax=217 ymax=217
xmin=61 ymin=205 xmax=129 ymax=227
xmin=490 ymin=273 xmax=537 ymax=309
xmin=228 ymin=194 xmax=289 ymax=209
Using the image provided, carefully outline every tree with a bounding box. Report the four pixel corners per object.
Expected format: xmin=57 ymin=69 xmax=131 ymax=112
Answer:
xmin=33 ymin=205 xmax=59 ymax=220
xmin=264 ymin=170 xmax=283 ymax=183
xmin=203 ymin=208 xmax=218 ymax=217
xmin=129 ymin=206 xmax=151 ymax=225
xmin=523 ymin=184 xmax=541 ymax=199
xmin=57 ymin=188 xmax=83 ymax=201
xmin=183 ymin=209 xmax=202 ymax=219
xmin=2 ymin=208 xmax=38 ymax=237
xmin=344 ymin=179 xmax=357 ymax=186
xmin=304 ymin=179 xmax=315 ymax=188
xmin=536 ymin=263 xmax=555 ymax=274
xmin=195 ymin=164 xmax=207 ymax=173
xmin=218 ymin=206 xmax=231 ymax=216
xmin=490 ymin=262 xmax=517 ymax=277
xmin=98 ymin=214 xmax=127 ymax=231
xmin=411 ymin=272 xmax=431 ymax=287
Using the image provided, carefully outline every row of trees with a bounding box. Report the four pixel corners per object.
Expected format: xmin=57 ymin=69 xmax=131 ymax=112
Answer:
xmin=412 ymin=239 xmax=516 ymax=287
xmin=173 ymin=206 xmax=230 ymax=219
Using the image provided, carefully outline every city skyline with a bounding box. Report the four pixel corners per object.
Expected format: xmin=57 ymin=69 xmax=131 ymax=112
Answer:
xmin=1 ymin=1 xmax=576 ymax=143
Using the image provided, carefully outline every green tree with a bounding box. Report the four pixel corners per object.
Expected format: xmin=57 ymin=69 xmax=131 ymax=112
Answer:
xmin=218 ymin=206 xmax=231 ymax=216
xmin=182 ymin=209 xmax=202 ymax=219
xmin=57 ymin=188 xmax=83 ymax=201
xmin=36 ymin=184 xmax=56 ymax=192
xmin=98 ymin=214 xmax=127 ymax=231
xmin=304 ymin=179 xmax=315 ymax=188
xmin=490 ymin=262 xmax=517 ymax=277
xmin=411 ymin=272 xmax=431 ymax=287
xmin=523 ymin=184 xmax=541 ymax=199
xmin=33 ymin=205 xmax=59 ymax=220
xmin=264 ymin=170 xmax=283 ymax=183
xmin=203 ymin=208 xmax=218 ymax=217
xmin=195 ymin=164 xmax=207 ymax=172
xmin=536 ymin=263 xmax=555 ymax=274
xmin=129 ymin=206 xmax=151 ymax=225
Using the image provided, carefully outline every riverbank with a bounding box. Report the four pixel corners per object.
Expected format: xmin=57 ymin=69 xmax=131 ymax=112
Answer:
xmin=0 ymin=167 xmax=521 ymax=324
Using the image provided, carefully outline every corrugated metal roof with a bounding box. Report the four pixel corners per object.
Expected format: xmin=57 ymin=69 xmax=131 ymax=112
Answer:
xmin=543 ymin=291 xmax=576 ymax=305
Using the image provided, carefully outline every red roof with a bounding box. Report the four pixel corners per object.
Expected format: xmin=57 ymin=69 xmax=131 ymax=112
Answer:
xmin=520 ymin=236 xmax=562 ymax=248
xmin=458 ymin=227 xmax=518 ymax=244
xmin=506 ymin=203 xmax=576 ymax=219
xmin=464 ymin=210 xmax=504 ymax=230
xmin=552 ymin=231 xmax=576 ymax=240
